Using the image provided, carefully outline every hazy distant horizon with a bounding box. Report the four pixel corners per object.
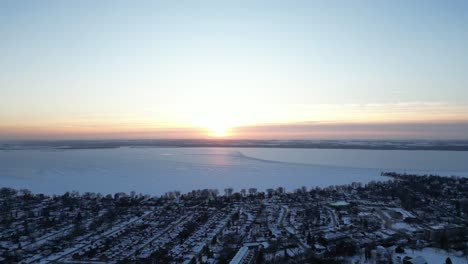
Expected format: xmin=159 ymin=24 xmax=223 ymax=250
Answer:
xmin=2 ymin=120 xmax=468 ymax=141
xmin=3 ymin=138 xmax=468 ymax=152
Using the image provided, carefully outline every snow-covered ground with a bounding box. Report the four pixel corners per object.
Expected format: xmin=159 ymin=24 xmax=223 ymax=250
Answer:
xmin=1 ymin=147 xmax=467 ymax=195
xmin=391 ymin=222 xmax=417 ymax=232
xmin=396 ymin=248 xmax=467 ymax=264
xmin=352 ymin=247 xmax=466 ymax=264
xmin=389 ymin=208 xmax=416 ymax=219
xmin=330 ymin=201 xmax=350 ymax=207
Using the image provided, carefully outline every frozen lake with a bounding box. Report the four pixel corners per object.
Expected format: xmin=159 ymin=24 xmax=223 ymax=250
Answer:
xmin=1 ymin=147 xmax=467 ymax=195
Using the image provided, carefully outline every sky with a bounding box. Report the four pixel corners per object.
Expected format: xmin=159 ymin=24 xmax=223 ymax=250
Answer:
xmin=1 ymin=0 xmax=467 ymax=140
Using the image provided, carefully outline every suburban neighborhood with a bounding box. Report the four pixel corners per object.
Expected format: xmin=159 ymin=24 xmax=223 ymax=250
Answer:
xmin=1 ymin=173 xmax=466 ymax=264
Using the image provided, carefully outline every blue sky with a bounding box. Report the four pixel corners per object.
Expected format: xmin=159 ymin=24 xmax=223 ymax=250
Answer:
xmin=1 ymin=0 xmax=467 ymax=139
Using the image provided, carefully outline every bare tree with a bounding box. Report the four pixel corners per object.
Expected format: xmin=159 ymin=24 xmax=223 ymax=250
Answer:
xmin=241 ymin=189 xmax=247 ymax=197
xmin=224 ymin=188 xmax=233 ymax=197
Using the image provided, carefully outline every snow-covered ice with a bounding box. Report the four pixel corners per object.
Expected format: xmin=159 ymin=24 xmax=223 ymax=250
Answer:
xmin=1 ymin=147 xmax=467 ymax=195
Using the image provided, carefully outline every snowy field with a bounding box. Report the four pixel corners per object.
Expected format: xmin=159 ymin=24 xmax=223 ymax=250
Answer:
xmin=1 ymin=147 xmax=467 ymax=195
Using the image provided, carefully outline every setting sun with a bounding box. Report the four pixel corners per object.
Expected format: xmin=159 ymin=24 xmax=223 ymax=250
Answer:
xmin=195 ymin=115 xmax=235 ymax=138
xmin=209 ymin=124 xmax=230 ymax=137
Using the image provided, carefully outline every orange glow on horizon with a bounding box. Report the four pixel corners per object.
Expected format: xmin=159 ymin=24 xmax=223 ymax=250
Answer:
xmin=1 ymin=118 xmax=468 ymax=140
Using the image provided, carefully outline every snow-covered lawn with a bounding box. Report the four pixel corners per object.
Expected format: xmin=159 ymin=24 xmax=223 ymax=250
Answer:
xmin=389 ymin=207 xmax=416 ymax=219
xmin=330 ymin=201 xmax=350 ymax=207
xmin=396 ymin=248 xmax=466 ymax=264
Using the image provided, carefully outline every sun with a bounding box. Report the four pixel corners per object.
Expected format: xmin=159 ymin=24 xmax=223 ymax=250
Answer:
xmin=209 ymin=124 xmax=229 ymax=138
xmin=196 ymin=116 xmax=235 ymax=138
